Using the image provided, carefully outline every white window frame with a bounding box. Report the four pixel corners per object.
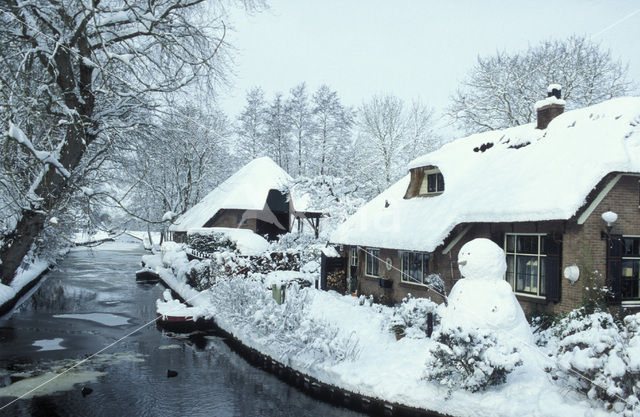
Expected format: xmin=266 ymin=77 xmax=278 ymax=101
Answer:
xmin=350 ymin=247 xmax=358 ymax=267
xmin=419 ymin=169 xmax=444 ymax=195
xmin=504 ymin=233 xmax=546 ymax=299
xmin=365 ymin=248 xmax=380 ymax=277
xmin=621 ymin=235 xmax=640 ymax=302
xmin=400 ymin=251 xmax=430 ymax=286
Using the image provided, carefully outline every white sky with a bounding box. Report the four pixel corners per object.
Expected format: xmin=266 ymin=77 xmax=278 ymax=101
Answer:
xmin=219 ymin=0 xmax=640 ymax=134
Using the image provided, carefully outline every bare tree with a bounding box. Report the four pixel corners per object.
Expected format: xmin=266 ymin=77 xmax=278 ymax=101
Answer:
xmin=0 ymin=0 xmax=246 ymax=285
xmin=286 ymin=83 xmax=314 ymax=176
xmin=356 ymin=94 xmax=437 ymax=192
xmin=311 ymin=85 xmax=354 ymax=176
xmin=121 ymin=104 xmax=232 ymax=224
xmin=236 ymin=87 xmax=267 ymax=160
xmin=448 ymin=35 xmax=632 ymax=134
xmin=264 ymin=92 xmax=291 ymax=170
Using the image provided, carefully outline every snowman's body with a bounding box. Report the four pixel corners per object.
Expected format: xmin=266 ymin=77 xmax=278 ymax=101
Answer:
xmin=440 ymin=238 xmax=533 ymax=344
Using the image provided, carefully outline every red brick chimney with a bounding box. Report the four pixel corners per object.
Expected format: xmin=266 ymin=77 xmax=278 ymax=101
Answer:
xmin=535 ymin=84 xmax=565 ymax=129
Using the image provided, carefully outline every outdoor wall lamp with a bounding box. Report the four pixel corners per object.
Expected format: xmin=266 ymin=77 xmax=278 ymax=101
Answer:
xmin=600 ymin=210 xmax=618 ymax=240
xmin=564 ymin=264 xmax=580 ymax=283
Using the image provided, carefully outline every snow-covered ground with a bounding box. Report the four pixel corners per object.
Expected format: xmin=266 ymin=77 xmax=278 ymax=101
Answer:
xmin=0 ymin=259 xmax=50 ymax=308
xmin=148 ymin=242 xmax=630 ymax=417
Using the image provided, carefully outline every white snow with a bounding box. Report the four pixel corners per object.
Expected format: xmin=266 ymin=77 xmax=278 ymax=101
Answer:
xmin=33 ymin=338 xmax=65 ymax=351
xmin=187 ymin=227 xmax=269 ymax=256
xmin=0 ymin=259 xmax=49 ymax=309
xmin=547 ymin=83 xmax=562 ymax=92
xmin=169 ymin=157 xmax=294 ymax=232
xmin=320 ymin=245 xmax=340 ymax=258
xmin=331 ymin=97 xmax=640 ymax=252
xmin=264 ymin=270 xmax=313 ymax=288
xmin=0 ymin=284 xmax=16 ymax=306
xmin=53 ymin=313 xmax=130 ymax=326
xmin=151 ymin=243 xmax=615 ymax=417
xmin=535 ymin=96 xmax=566 ymax=110
xmin=440 ymin=239 xmax=533 ymax=344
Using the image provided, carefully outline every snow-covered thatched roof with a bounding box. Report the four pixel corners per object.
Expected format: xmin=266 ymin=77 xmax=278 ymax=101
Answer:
xmin=331 ymin=97 xmax=640 ymax=252
xmin=169 ymin=157 xmax=293 ymax=232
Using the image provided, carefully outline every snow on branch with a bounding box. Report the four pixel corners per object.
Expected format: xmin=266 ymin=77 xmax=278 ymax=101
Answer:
xmin=6 ymin=122 xmax=71 ymax=179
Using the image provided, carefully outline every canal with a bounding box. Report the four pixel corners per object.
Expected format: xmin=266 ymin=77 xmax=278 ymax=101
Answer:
xmin=0 ymin=240 xmax=363 ymax=416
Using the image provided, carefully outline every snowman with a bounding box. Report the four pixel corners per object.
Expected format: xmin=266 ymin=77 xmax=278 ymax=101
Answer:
xmin=440 ymin=238 xmax=533 ymax=344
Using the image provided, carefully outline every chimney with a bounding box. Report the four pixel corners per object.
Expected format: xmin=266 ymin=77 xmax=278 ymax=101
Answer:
xmin=535 ymin=84 xmax=565 ymax=129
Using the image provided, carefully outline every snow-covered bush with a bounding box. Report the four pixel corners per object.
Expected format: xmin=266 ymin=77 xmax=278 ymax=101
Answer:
xmin=423 ymin=326 xmax=523 ymax=394
xmin=187 ymin=231 xmax=237 ymax=253
xmin=210 ymin=275 xmax=360 ymax=367
xmin=271 ymin=232 xmax=322 ymax=263
xmin=389 ymin=295 xmax=440 ymax=339
xmin=423 ymin=273 xmax=446 ymax=298
xmin=546 ymin=309 xmax=640 ymax=415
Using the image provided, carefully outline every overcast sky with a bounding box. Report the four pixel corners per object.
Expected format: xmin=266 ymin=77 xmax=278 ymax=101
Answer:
xmin=219 ymin=0 xmax=640 ymax=134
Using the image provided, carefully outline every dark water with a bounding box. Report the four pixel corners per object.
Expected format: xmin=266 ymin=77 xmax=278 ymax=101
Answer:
xmin=0 ymin=241 xmax=363 ymax=417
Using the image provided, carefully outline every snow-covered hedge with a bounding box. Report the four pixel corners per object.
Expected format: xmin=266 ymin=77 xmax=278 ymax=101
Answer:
xmin=423 ymin=326 xmax=523 ymax=394
xmin=544 ymin=309 xmax=640 ymax=416
xmin=181 ymin=248 xmax=303 ymax=291
xmin=187 ymin=231 xmax=237 ymax=253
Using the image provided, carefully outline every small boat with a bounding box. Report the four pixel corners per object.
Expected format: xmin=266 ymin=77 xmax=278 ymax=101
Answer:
xmin=135 ymin=268 xmax=160 ymax=282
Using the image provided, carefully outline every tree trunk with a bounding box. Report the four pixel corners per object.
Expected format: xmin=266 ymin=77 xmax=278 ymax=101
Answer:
xmin=0 ymin=210 xmax=46 ymax=285
xmin=0 ymin=36 xmax=94 ymax=285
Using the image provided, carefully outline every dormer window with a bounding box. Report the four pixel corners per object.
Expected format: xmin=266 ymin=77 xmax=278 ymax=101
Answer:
xmin=420 ymin=170 xmax=444 ymax=194
xmin=404 ymin=165 xmax=445 ymax=199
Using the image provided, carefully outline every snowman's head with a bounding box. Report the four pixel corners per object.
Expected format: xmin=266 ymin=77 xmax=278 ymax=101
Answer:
xmin=458 ymin=238 xmax=507 ymax=280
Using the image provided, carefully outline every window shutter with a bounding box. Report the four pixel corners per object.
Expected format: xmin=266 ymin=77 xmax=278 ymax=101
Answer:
xmin=607 ymin=235 xmax=623 ymax=305
xmin=544 ymin=235 xmax=562 ymax=302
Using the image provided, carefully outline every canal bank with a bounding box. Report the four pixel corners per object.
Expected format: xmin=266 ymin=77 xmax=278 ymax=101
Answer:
xmin=152 ymin=269 xmax=449 ymax=417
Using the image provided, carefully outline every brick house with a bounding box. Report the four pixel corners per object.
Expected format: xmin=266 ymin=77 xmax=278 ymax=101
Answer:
xmin=331 ymin=89 xmax=640 ymax=315
xmin=168 ymin=157 xmax=322 ymax=242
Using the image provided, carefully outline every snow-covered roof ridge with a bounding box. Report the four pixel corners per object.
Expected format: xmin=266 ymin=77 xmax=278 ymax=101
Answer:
xmin=332 ymin=96 xmax=640 ymax=252
xmin=169 ymin=157 xmax=293 ymax=232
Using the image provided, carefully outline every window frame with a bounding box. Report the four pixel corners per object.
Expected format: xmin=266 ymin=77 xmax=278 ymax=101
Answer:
xmin=365 ymin=248 xmax=380 ymax=277
xmin=400 ymin=251 xmax=431 ymax=286
xmin=504 ymin=233 xmax=547 ymax=299
xmin=621 ymin=235 xmax=640 ymax=302
xmin=350 ymin=247 xmax=358 ymax=267
xmin=419 ymin=169 xmax=444 ymax=195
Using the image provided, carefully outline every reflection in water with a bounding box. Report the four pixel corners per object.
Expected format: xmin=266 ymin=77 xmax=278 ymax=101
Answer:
xmin=0 ymin=244 xmax=364 ymax=417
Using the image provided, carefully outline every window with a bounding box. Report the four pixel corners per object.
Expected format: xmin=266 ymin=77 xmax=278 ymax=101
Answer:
xmin=365 ymin=248 xmax=380 ymax=277
xmin=419 ymin=169 xmax=444 ymax=195
xmin=350 ymin=247 xmax=358 ymax=267
xmin=504 ymin=234 xmax=547 ymax=297
xmin=622 ymin=237 xmax=640 ymax=300
xmin=401 ymin=252 xmax=430 ymax=285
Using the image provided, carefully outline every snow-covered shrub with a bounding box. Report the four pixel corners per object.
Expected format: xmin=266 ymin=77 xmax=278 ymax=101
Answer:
xmin=548 ymin=309 xmax=640 ymax=415
xmin=579 ymin=266 xmax=609 ymax=314
xmin=389 ymin=295 xmax=440 ymax=339
xmin=187 ymin=231 xmax=237 ymax=253
xmin=424 ymin=273 xmax=446 ymax=298
xmin=210 ymin=275 xmax=360 ymax=367
xmin=184 ymin=259 xmax=214 ymax=290
xmin=423 ymin=326 xmax=523 ymax=394
xmin=250 ymin=251 xmax=301 ymax=273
